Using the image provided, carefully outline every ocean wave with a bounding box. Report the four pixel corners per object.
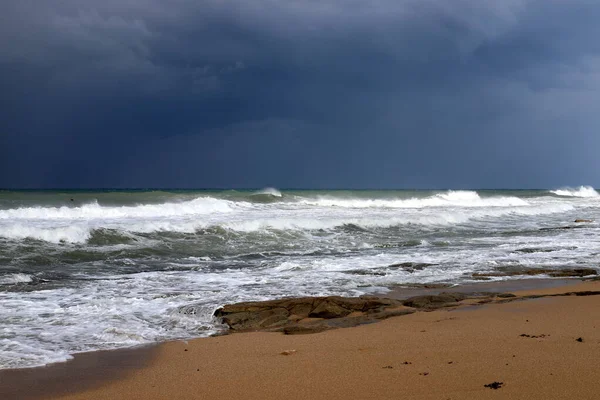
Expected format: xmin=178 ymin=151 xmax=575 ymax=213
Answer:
xmin=0 ymin=273 xmax=33 ymax=285
xmin=0 ymin=202 xmax=573 ymax=244
xmin=0 ymin=189 xmax=578 ymax=244
xmin=0 ymin=197 xmax=237 ymax=221
xmin=247 ymin=187 xmax=284 ymax=203
xmin=0 ymin=224 xmax=92 ymax=243
xmin=251 ymin=187 xmax=282 ymax=197
xmin=0 ymin=191 xmax=538 ymax=228
xmin=549 ymin=186 xmax=599 ymax=198
xmin=87 ymin=229 xmax=140 ymax=246
xmin=297 ymin=190 xmax=529 ymax=208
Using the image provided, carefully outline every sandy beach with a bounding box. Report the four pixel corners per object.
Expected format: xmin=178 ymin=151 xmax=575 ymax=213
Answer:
xmin=2 ymin=279 xmax=599 ymax=400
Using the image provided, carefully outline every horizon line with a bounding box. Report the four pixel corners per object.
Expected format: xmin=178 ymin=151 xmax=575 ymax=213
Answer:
xmin=0 ymin=187 xmax=593 ymax=191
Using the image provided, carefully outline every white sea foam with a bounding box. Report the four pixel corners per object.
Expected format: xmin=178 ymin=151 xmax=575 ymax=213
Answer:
xmin=218 ymin=205 xmax=572 ymax=233
xmin=297 ymin=190 xmax=529 ymax=208
xmin=0 ymin=224 xmax=92 ymax=244
xmin=550 ymin=186 xmax=599 ymax=198
xmin=0 ymin=197 xmax=236 ymax=221
xmin=0 ymin=273 xmax=33 ymax=285
xmin=252 ymin=187 xmax=282 ymax=197
xmin=0 ymin=197 xmax=239 ymax=243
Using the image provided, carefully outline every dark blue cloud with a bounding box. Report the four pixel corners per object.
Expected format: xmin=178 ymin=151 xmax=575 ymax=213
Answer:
xmin=1 ymin=0 xmax=600 ymax=188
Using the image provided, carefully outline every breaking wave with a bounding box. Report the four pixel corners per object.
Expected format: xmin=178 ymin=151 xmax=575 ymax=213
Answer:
xmin=252 ymin=187 xmax=282 ymax=197
xmin=0 ymin=224 xmax=92 ymax=244
xmin=0 ymin=273 xmax=33 ymax=285
xmin=0 ymin=190 xmax=586 ymax=244
xmin=550 ymin=186 xmax=599 ymax=198
xmin=247 ymin=187 xmax=284 ymax=203
xmin=0 ymin=197 xmax=237 ymax=221
xmin=298 ymin=190 xmax=528 ymax=208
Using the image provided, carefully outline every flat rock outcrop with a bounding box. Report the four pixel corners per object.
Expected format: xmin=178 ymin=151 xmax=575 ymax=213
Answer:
xmin=213 ymin=296 xmax=425 ymax=334
xmin=473 ymin=268 xmax=597 ymax=279
xmin=387 ymin=262 xmax=437 ymax=272
xmin=402 ymin=292 xmax=468 ymax=309
xmin=212 ymin=293 xmax=485 ymax=335
xmin=344 ymin=262 xmax=437 ymax=276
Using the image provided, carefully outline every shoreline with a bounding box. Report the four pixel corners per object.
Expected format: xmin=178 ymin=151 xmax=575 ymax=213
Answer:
xmin=3 ymin=277 xmax=600 ymax=399
xmin=0 ymin=345 xmax=158 ymax=400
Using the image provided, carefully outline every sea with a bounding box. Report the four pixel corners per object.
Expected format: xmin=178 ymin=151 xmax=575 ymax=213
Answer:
xmin=1 ymin=187 xmax=599 ymax=369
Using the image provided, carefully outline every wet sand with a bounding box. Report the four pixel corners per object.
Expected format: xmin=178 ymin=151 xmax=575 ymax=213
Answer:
xmin=0 ymin=345 xmax=157 ymax=400
xmin=4 ymin=279 xmax=600 ymax=400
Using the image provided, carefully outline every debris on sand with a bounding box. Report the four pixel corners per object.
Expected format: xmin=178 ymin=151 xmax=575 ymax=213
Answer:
xmin=484 ymin=382 xmax=504 ymax=389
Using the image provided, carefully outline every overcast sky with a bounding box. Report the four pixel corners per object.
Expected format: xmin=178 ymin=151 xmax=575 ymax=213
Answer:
xmin=1 ymin=0 xmax=600 ymax=189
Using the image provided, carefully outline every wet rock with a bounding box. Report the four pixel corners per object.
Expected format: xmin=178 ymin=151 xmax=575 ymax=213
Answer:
xmin=369 ymin=308 xmax=416 ymax=319
xmin=472 ymin=267 xmax=597 ymax=278
xmin=374 ymin=240 xmax=422 ymax=248
xmin=374 ymin=243 xmax=399 ymax=248
xmin=583 ymin=276 xmax=600 ymax=282
xmin=403 ymin=292 xmax=467 ymax=309
xmin=288 ymin=302 xmax=314 ymax=318
xmin=548 ymin=268 xmax=597 ymax=277
xmin=439 ymin=292 xmax=467 ymax=301
xmin=515 ymin=247 xmax=557 ymax=253
xmin=387 ymin=262 xmax=436 ymax=273
xmin=309 ymin=300 xmax=352 ymax=319
xmin=348 ymin=270 xmax=387 ymax=276
xmin=539 ymin=226 xmax=579 ymax=231
xmin=570 ymin=291 xmax=600 ymax=296
xmin=496 ymin=293 xmax=517 ymax=298
xmin=217 ymin=308 xmax=290 ymax=331
xmin=214 ymin=295 xmax=405 ymax=333
xmin=392 ymin=283 xmax=453 ymax=289
xmin=576 ymin=337 xmax=584 ymax=342
xmin=345 ymin=262 xmax=437 ymax=276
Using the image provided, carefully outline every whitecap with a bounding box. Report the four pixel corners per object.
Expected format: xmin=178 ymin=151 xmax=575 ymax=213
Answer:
xmin=550 ymin=186 xmax=599 ymax=198
xmin=296 ymin=190 xmax=529 ymax=208
xmin=252 ymin=187 xmax=282 ymax=197
xmin=0 ymin=273 xmax=33 ymax=285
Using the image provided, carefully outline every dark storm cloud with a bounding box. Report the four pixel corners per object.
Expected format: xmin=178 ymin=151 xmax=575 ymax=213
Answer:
xmin=1 ymin=0 xmax=600 ymax=188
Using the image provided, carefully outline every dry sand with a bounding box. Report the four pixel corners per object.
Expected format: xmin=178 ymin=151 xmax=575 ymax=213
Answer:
xmin=4 ymin=280 xmax=600 ymax=400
